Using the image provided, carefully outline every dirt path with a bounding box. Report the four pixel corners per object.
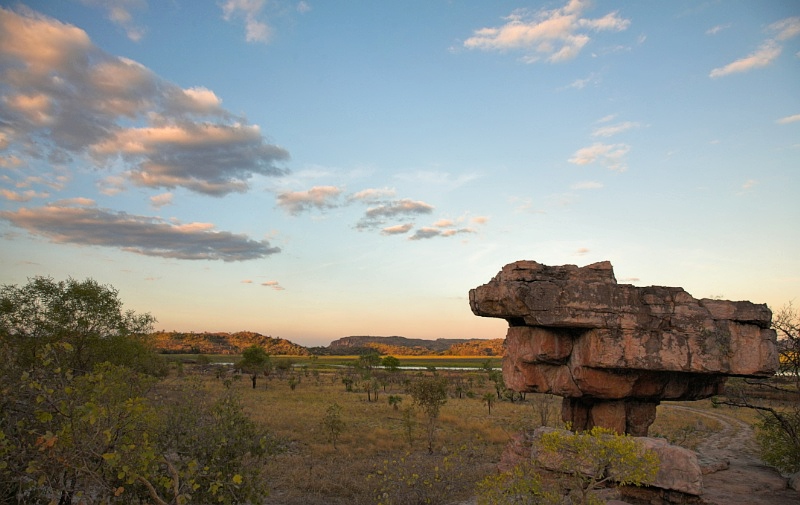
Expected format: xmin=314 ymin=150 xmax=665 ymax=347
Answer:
xmin=661 ymin=404 xmax=797 ymax=505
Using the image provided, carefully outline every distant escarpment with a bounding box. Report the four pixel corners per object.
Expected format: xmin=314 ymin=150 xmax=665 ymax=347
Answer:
xmin=152 ymin=331 xmax=309 ymax=355
xmin=324 ymin=336 xmax=504 ymax=356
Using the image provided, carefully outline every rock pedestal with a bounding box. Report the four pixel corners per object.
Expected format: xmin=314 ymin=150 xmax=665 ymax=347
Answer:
xmin=470 ymin=260 xmax=778 ymax=435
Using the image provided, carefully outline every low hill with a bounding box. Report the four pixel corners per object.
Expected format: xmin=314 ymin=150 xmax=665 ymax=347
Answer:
xmin=325 ymin=336 xmax=504 ymax=356
xmin=151 ymin=331 xmax=309 ymax=355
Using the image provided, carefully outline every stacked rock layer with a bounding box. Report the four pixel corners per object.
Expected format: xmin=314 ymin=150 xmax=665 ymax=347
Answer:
xmin=470 ymin=260 xmax=778 ymax=435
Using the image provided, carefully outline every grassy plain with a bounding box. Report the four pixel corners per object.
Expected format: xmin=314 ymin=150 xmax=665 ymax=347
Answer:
xmin=165 ymin=354 xmax=503 ymax=369
xmin=164 ymin=359 xmax=756 ymax=504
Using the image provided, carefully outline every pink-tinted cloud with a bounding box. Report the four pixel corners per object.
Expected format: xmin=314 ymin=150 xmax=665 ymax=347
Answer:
xmin=464 ymin=0 xmax=629 ymax=63
xmin=1 ymin=202 xmax=279 ymax=261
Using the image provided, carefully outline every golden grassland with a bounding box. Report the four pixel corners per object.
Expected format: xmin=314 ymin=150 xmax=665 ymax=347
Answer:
xmin=166 ymin=354 xmax=503 ymax=369
xmin=157 ymin=357 xmax=769 ymax=505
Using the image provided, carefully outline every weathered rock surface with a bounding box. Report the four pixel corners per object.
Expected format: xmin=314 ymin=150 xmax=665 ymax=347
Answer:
xmin=470 ymin=260 xmax=779 ymax=435
xmin=504 ymin=427 xmax=703 ymax=496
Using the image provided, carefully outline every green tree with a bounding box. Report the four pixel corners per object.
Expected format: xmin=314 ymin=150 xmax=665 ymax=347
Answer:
xmin=381 ymin=355 xmax=400 ymax=371
xmin=716 ymin=303 xmax=800 ymax=473
xmin=408 ymin=377 xmax=449 ymax=453
xmin=483 ymin=392 xmax=496 ymax=415
xmin=0 ymin=277 xmax=278 ymax=503
xmin=238 ymin=344 xmax=271 ymax=389
xmin=388 ymin=395 xmax=403 ymax=410
xmin=0 ymin=276 xmax=162 ymax=375
xmin=477 ymin=427 xmax=659 ymax=505
xmin=322 ymin=403 xmax=345 ymax=450
xmin=539 ymin=427 xmax=659 ymax=505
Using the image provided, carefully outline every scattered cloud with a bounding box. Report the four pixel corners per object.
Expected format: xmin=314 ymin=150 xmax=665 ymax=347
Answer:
xmin=79 ymin=0 xmax=147 ymax=41
xmin=394 ymin=171 xmax=479 ymax=190
xmin=0 ymin=7 xmax=289 ymax=196
xmin=568 ymin=143 xmax=630 ymax=172
xmin=509 ymin=196 xmax=545 ymax=214
xmin=737 ymin=179 xmax=758 ymax=195
xmin=777 ymin=113 xmax=800 ymax=124
xmin=570 ymin=180 xmax=603 ymax=190
xmin=0 ymin=202 xmax=280 ymax=261
xmin=568 ymin=73 xmax=600 ymax=89
xmin=0 ymin=189 xmax=49 ymax=202
xmin=276 ymin=186 xmax=343 ymax=215
xmin=433 ymin=218 xmax=455 ymax=228
xmin=356 ymin=198 xmax=434 ymax=230
xmin=241 ymin=279 xmax=253 ymax=284
xmin=710 ymin=41 xmax=781 ymax=78
xmin=349 ymin=187 xmax=396 ymax=203
xmin=261 ymin=280 xmax=284 ymax=290
xmin=706 ymin=24 xmax=731 ymax=36
xmin=463 ymin=0 xmax=630 ymax=63
xmin=221 ymin=0 xmax=271 ymax=43
xmin=409 ymin=226 xmax=475 ymax=241
xmin=710 ymin=17 xmax=799 ymax=78
xmin=575 ymin=247 xmax=590 ymax=255
xmin=296 ymin=2 xmax=311 ymax=14
xmin=471 ymin=216 xmax=489 ymax=225
xmin=381 ymin=223 xmax=413 ymax=236
xmin=619 ymin=277 xmax=640 ymax=283
xmin=150 ymin=192 xmax=173 ymax=209
xmin=591 ymin=121 xmax=641 ymax=138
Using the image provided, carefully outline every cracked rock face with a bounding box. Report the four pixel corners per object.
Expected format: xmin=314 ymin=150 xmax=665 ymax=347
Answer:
xmin=470 ymin=260 xmax=778 ymax=435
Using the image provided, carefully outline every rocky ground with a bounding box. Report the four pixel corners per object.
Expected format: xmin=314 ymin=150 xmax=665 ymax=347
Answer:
xmin=663 ymin=404 xmax=798 ymax=505
xmin=455 ymin=405 xmax=798 ymax=505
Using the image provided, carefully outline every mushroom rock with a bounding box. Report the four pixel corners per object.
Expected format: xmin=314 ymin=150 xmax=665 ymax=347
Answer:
xmin=470 ymin=260 xmax=778 ymax=436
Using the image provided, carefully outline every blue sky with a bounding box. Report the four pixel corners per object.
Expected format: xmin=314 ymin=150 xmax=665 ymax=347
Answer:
xmin=1 ymin=0 xmax=798 ymax=346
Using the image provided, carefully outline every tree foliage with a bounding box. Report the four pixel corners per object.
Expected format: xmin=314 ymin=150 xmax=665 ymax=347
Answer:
xmin=0 ymin=276 xmax=162 ymax=375
xmin=715 ymin=302 xmax=800 ymax=473
xmin=476 ymin=427 xmax=659 ymax=505
xmin=322 ymin=403 xmax=345 ymax=450
xmin=407 ymin=376 xmax=448 ymax=453
xmin=238 ymin=344 xmax=271 ymax=389
xmin=0 ymin=277 xmax=279 ymax=503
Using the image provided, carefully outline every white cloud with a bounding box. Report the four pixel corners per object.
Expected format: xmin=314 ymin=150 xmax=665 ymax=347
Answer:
xmin=0 ymin=7 xmax=289 ymax=196
xmin=276 ymin=186 xmax=343 ymax=215
xmin=261 ymin=280 xmax=284 ymax=290
xmin=349 ymin=187 xmax=396 ymax=203
xmin=568 ymin=143 xmax=630 ymax=172
xmin=433 ymin=218 xmax=455 ymax=228
xmin=463 ymin=0 xmax=630 ymax=63
xmin=150 ymin=192 xmax=173 ymax=209
xmin=710 ymin=17 xmax=799 ymax=78
xmin=777 ymin=113 xmax=800 ymax=125
xmin=356 ymin=198 xmax=435 ymax=231
xmin=771 ymin=17 xmax=800 ymax=41
xmin=80 ymin=0 xmax=147 ymax=41
xmin=570 ymin=180 xmax=603 ymax=190
xmin=221 ymin=0 xmax=272 ymax=43
xmin=706 ymin=24 xmax=731 ymax=36
xmin=381 ymin=223 xmax=413 ymax=236
xmin=0 ymin=203 xmax=280 ymax=261
xmin=0 ymin=189 xmax=49 ymax=202
xmin=409 ymin=226 xmax=475 ymax=241
xmin=710 ymin=41 xmax=781 ymax=78
xmin=591 ymin=121 xmax=641 ymax=138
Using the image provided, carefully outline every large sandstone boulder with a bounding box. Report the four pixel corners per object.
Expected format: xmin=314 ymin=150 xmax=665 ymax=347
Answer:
xmin=470 ymin=260 xmax=779 ymax=435
xmin=524 ymin=427 xmax=703 ymax=496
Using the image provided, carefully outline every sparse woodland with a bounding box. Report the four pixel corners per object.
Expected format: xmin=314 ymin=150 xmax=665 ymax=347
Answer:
xmin=1 ymin=277 xmax=797 ymax=504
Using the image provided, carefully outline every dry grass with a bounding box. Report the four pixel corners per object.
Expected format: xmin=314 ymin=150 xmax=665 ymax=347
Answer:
xmin=177 ymin=367 xmax=544 ymax=504
xmin=175 ymin=366 xmax=771 ymax=504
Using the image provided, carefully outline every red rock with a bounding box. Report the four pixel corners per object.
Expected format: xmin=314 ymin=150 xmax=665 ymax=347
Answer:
xmin=470 ymin=260 xmax=779 ymax=435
